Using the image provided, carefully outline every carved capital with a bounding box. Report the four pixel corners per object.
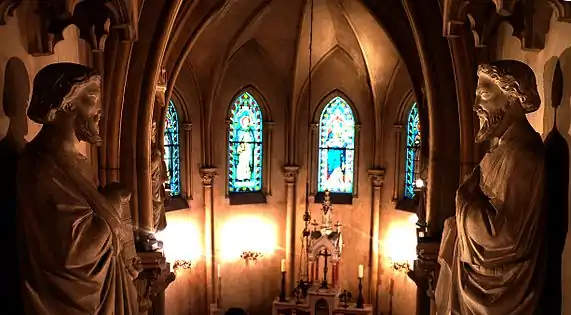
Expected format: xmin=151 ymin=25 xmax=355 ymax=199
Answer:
xmin=200 ymin=168 xmax=218 ymax=186
xmin=0 ymin=0 xmax=21 ymax=25
xmin=27 ymin=0 xmax=138 ymax=55
xmin=264 ymin=120 xmax=275 ymax=130
xmin=135 ymin=252 xmax=176 ymax=312
xmin=282 ymin=165 xmax=300 ymax=183
xmin=182 ymin=122 xmax=192 ymax=132
xmin=443 ymin=0 xmax=571 ymax=51
xmin=368 ymin=169 xmax=385 ymax=187
xmin=156 ymin=68 xmax=167 ymax=93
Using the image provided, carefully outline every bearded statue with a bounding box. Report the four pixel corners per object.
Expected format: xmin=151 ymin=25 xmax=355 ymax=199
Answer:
xmin=17 ymin=63 xmax=139 ymax=314
xmin=435 ymin=60 xmax=546 ymax=315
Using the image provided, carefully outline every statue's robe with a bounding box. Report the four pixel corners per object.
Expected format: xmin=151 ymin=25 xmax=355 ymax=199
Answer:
xmin=17 ymin=142 xmax=138 ymax=315
xmin=151 ymin=146 xmax=167 ymax=232
xmin=435 ymin=120 xmax=546 ymax=315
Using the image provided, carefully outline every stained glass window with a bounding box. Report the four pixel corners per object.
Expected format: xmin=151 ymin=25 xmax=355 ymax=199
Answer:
xmin=404 ymin=102 xmax=421 ymax=199
xmin=164 ymin=100 xmax=181 ymax=196
xmin=317 ymin=96 xmax=355 ymax=194
xmin=228 ymin=92 xmax=263 ymax=193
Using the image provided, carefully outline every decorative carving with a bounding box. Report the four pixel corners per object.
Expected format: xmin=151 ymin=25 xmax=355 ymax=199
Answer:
xmin=200 ymin=167 xmax=218 ymax=186
xmin=17 ymin=63 xmax=139 ymax=313
xmin=443 ymin=0 xmax=571 ymax=50
xmin=156 ymin=68 xmax=167 ymax=93
xmin=135 ymin=252 xmax=176 ymax=312
xmin=27 ymin=0 xmax=138 ymax=55
xmin=0 ymin=0 xmax=21 ymax=25
xmin=283 ymin=165 xmax=300 ymax=183
xmin=368 ymin=169 xmax=385 ymax=187
xmin=435 ymin=61 xmax=546 ymax=313
xmin=183 ymin=122 xmax=192 ymax=132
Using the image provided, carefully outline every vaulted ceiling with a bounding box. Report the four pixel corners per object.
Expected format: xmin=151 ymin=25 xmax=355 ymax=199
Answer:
xmin=167 ymin=0 xmax=407 ymax=118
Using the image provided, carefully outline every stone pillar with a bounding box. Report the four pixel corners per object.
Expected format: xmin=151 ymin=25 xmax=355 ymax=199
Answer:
xmin=200 ymin=167 xmax=218 ymax=306
xmin=182 ymin=122 xmax=192 ymax=200
xmin=408 ymin=241 xmax=440 ymax=315
xmin=283 ymin=165 xmax=299 ymax=293
xmin=368 ymin=169 xmax=385 ymax=308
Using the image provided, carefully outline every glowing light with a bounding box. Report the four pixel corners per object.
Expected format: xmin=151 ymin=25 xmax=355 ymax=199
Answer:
xmin=219 ymin=216 xmax=277 ymax=262
xmin=155 ymin=218 xmax=202 ymax=266
xmin=414 ymin=178 xmax=424 ymax=189
xmin=385 ymin=213 xmax=418 ymax=271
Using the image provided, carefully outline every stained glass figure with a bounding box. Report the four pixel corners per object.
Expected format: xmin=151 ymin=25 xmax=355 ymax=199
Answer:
xmin=228 ymin=92 xmax=263 ymax=193
xmin=317 ymin=96 xmax=355 ymax=193
xmin=164 ymin=100 xmax=181 ymax=196
xmin=404 ymin=102 xmax=421 ymax=199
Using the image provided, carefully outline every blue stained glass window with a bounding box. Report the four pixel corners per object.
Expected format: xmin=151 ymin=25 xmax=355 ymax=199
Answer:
xmin=317 ymin=96 xmax=355 ymax=194
xmin=404 ymin=102 xmax=421 ymax=199
xmin=164 ymin=100 xmax=181 ymax=196
xmin=228 ymin=92 xmax=263 ymax=193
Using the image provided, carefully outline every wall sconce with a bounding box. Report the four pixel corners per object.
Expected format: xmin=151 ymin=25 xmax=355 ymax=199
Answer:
xmin=173 ymin=259 xmax=192 ymax=270
xmin=391 ymin=260 xmax=412 ymax=273
xmin=240 ymin=250 xmax=263 ymax=262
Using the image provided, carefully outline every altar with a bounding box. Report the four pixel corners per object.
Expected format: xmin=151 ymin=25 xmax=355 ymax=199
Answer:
xmin=272 ymin=191 xmax=373 ymax=315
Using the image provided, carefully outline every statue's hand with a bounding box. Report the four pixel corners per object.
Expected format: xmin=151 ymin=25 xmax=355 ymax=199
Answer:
xmin=128 ymin=257 xmax=143 ymax=280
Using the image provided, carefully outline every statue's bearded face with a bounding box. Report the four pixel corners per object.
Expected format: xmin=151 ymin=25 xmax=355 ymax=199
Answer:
xmin=474 ymin=74 xmax=510 ymax=143
xmin=73 ymin=80 xmax=103 ymax=146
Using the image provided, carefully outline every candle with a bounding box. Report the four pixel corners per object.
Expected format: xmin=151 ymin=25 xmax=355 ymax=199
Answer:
xmin=358 ymin=264 xmax=364 ymax=278
xmin=217 ymin=264 xmax=221 ymax=278
xmin=281 ymin=259 xmax=286 ymax=272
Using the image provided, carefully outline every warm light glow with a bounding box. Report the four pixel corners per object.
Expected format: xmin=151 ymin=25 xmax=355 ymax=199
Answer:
xmin=385 ymin=213 xmax=418 ymax=271
xmin=415 ymin=178 xmax=424 ymax=189
xmin=219 ymin=216 xmax=277 ymax=262
xmin=281 ymin=259 xmax=286 ymax=272
xmin=358 ymin=264 xmax=364 ymax=278
xmin=155 ymin=218 xmax=202 ymax=266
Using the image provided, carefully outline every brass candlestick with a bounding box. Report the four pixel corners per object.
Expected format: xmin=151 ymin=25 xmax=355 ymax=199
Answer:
xmin=356 ymin=277 xmax=364 ymax=308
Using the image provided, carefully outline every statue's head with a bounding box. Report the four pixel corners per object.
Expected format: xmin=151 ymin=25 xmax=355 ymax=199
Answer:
xmin=474 ymin=60 xmax=540 ymax=143
xmin=28 ymin=63 xmax=103 ymax=146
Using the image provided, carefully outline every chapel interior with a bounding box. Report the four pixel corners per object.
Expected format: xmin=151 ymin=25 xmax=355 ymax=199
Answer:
xmin=1 ymin=0 xmax=571 ymax=314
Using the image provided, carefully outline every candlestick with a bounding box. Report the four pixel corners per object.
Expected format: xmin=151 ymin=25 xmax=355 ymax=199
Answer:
xmin=281 ymin=259 xmax=286 ymax=272
xmin=356 ymin=277 xmax=364 ymax=308
xmin=217 ymin=264 xmax=221 ymax=278
xmin=358 ymin=264 xmax=364 ymax=278
xmin=279 ymin=270 xmax=286 ymax=302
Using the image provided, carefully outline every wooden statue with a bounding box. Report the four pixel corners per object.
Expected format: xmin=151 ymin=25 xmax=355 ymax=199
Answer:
xmin=435 ymin=60 xmax=546 ymax=314
xmin=17 ymin=63 xmax=139 ymax=314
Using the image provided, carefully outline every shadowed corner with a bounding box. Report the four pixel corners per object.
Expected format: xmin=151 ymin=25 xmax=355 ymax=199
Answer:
xmin=0 ymin=56 xmax=29 ymax=315
xmin=540 ymin=49 xmax=571 ymax=314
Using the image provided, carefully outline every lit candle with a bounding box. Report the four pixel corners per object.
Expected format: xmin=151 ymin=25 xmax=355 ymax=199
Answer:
xmin=281 ymin=259 xmax=286 ymax=272
xmin=358 ymin=264 xmax=364 ymax=278
xmin=217 ymin=264 xmax=221 ymax=278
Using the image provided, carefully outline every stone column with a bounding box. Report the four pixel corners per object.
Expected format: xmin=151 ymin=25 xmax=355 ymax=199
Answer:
xmin=182 ymin=123 xmax=192 ymax=200
xmin=283 ymin=165 xmax=299 ymax=293
xmin=200 ymin=167 xmax=218 ymax=306
xmin=309 ymin=260 xmax=315 ymax=282
xmin=368 ymin=168 xmax=385 ymax=310
xmin=408 ymin=242 xmax=440 ymax=315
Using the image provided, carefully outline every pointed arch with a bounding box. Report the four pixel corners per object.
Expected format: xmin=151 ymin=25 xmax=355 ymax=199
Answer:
xmin=164 ymin=99 xmax=181 ymax=197
xmin=315 ymin=94 xmax=357 ymax=196
xmin=404 ymin=102 xmax=421 ymax=199
xmin=227 ymin=90 xmax=265 ymax=195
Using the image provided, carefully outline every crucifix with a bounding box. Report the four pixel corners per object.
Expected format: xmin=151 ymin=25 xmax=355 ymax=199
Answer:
xmin=319 ymin=249 xmax=331 ymax=289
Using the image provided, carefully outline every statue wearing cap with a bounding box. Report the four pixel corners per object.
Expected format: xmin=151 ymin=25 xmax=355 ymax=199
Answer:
xmin=17 ymin=62 xmax=139 ymax=314
xmin=435 ymin=60 xmax=546 ymax=315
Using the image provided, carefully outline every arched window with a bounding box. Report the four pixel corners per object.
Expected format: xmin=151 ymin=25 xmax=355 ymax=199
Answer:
xmin=228 ymin=92 xmax=263 ymax=193
xmin=164 ymin=100 xmax=181 ymax=197
xmin=317 ymin=96 xmax=356 ymax=194
xmin=404 ymin=102 xmax=421 ymax=199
